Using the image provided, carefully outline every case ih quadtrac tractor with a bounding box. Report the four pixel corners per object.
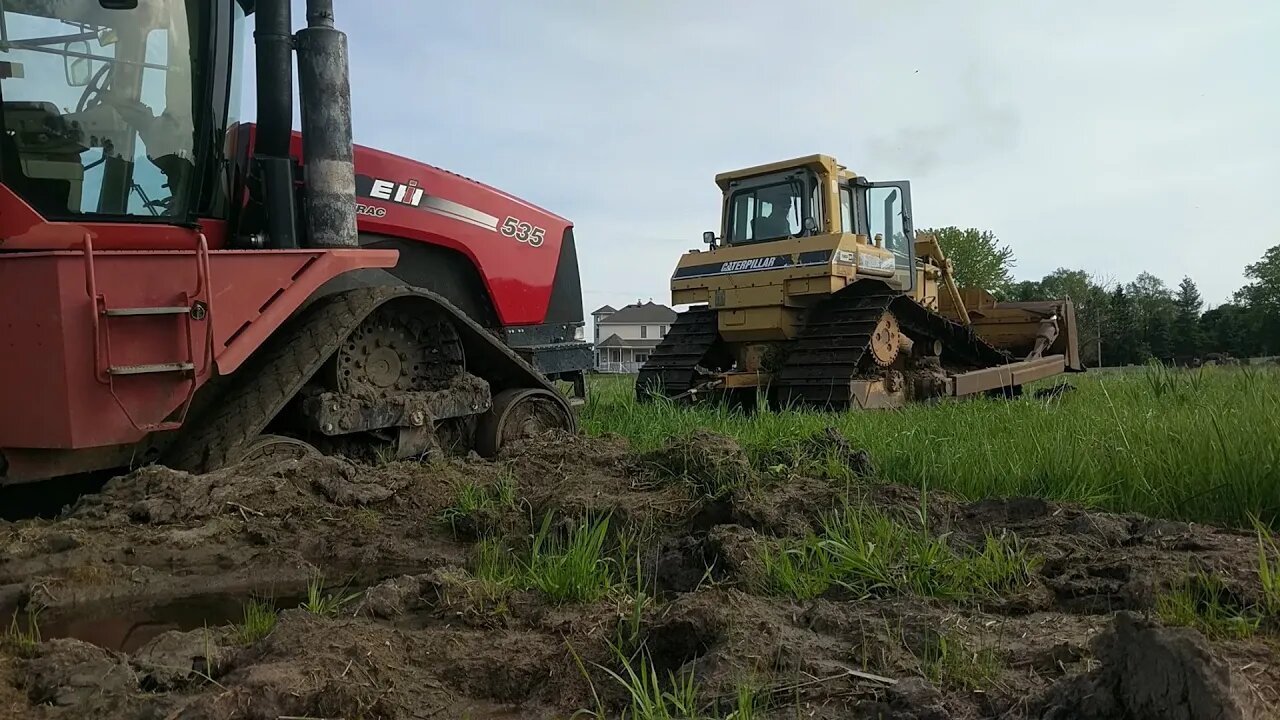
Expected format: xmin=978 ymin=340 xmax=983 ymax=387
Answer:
xmin=0 ymin=0 xmax=591 ymax=484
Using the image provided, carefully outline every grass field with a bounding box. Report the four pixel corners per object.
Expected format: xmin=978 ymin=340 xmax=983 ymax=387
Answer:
xmin=579 ymin=365 xmax=1280 ymax=528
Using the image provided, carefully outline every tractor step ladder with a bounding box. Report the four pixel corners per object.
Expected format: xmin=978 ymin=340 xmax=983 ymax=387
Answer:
xmin=82 ymin=233 xmax=214 ymax=432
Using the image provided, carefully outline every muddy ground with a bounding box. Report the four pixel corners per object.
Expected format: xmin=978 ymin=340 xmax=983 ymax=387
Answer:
xmin=1 ymin=430 xmax=1277 ymax=719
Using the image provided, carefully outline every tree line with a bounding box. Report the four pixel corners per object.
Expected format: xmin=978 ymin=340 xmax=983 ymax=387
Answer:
xmin=923 ymin=227 xmax=1280 ymax=367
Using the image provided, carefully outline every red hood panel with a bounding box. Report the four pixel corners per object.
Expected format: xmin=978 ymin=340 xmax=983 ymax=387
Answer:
xmin=284 ymin=132 xmax=569 ymax=326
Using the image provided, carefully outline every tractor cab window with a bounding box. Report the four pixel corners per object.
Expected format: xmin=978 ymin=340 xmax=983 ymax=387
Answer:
xmin=725 ymin=170 xmax=819 ymax=245
xmin=0 ymin=0 xmax=206 ymax=219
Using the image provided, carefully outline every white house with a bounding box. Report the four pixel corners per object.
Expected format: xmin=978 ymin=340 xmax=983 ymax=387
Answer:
xmin=592 ymin=301 xmax=678 ymax=373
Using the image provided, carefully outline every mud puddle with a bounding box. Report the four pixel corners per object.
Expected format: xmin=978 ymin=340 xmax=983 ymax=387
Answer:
xmin=0 ymin=430 xmax=1277 ymax=719
xmin=2 ymin=589 xmax=324 ymax=654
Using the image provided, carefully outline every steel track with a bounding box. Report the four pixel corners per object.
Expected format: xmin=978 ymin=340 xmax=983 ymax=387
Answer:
xmin=164 ymin=286 xmax=571 ymax=473
xmin=774 ymin=282 xmax=1010 ymax=410
xmin=634 ymin=307 xmax=721 ymax=401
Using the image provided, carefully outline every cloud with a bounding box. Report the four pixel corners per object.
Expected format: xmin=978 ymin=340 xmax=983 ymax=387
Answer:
xmin=246 ymin=0 xmax=1280 ymax=313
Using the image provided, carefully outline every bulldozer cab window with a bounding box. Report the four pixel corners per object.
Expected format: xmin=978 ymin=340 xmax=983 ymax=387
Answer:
xmin=0 ymin=0 xmax=206 ymax=220
xmin=726 ymin=172 xmax=814 ymax=245
xmin=864 ymin=181 xmax=916 ymax=290
xmin=839 ymin=185 xmax=854 ymax=234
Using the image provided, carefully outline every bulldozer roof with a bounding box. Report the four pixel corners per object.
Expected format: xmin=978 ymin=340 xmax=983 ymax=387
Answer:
xmin=714 ymin=154 xmax=858 ymax=189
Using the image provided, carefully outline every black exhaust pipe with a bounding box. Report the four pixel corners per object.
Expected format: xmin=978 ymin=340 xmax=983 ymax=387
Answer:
xmin=252 ymin=0 xmax=298 ymax=249
xmin=295 ymin=0 xmax=358 ymax=248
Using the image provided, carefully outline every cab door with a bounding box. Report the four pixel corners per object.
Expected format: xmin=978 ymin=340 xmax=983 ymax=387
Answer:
xmin=863 ymin=180 xmax=915 ymax=291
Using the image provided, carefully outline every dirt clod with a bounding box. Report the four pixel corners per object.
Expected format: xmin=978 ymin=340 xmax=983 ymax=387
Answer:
xmin=132 ymin=627 xmax=232 ymax=690
xmin=1035 ymin=612 xmax=1264 ymax=720
xmin=1 ymin=434 xmax=1276 ymax=719
xmin=635 ymin=430 xmax=755 ymax=497
xmin=23 ymin=639 xmax=135 ymax=708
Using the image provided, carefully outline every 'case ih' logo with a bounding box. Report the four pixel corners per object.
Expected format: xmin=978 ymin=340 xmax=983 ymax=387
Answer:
xmin=356 ymin=175 xmax=424 ymax=207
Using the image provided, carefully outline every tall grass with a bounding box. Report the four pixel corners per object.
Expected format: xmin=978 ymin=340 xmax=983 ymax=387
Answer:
xmin=581 ymin=367 xmax=1280 ymax=527
xmin=472 ymin=515 xmax=619 ymax=604
xmin=755 ymin=503 xmax=1038 ymax=602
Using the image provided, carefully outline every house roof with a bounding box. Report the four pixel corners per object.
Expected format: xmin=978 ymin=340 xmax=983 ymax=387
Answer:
xmin=591 ymin=304 xmax=617 ymax=315
xmin=595 ymin=333 xmax=662 ymax=349
xmin=599 ymin=301 xmax=678 ymax=325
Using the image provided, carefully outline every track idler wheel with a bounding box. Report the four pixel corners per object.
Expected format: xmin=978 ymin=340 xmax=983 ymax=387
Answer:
xmin=475 ymin=388 xmax=576 ymax=458
xmin=239 ymin=434 xmax=321 ymax=465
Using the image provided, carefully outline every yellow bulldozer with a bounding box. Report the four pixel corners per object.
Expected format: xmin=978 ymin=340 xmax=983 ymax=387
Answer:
xmin=637 ymin=154 xmax=1083 ymax=410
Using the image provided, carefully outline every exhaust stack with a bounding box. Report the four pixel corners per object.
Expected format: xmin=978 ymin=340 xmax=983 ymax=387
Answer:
xmin=295 ymin=0 xmax=359 ymax=248
xmin=252 ymin=0 xmax=298 ymax=249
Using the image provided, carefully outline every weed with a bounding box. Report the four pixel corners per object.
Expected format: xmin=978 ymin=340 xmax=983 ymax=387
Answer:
xmin=595 ymin=644 xmax=702 ymax=720
xmin=352 ymin=507 xmax=381 ymax=531
xmin=1155 ymin=572 xmax=1259 ymax=640
xmin=371 ymin=442 xmax=400 ymax=466
xmin=3 ymin=608 xmax=40 ymax=656
xmin=300 ymin=573 xmax=362 ymax=617
xmin=960 ymin=534 xmax=1041 ymax=597
xmin=235 ymin=597 xmax=277 ymax=645
xmin=615 ymin=550 xmax=652 ymax=654
xmin=1252 ymin=518 xmax=1280 ymax=616
xmin=725 ymin=681 xmax=761 ymax=720
xmin=468 ymin=515 xmax=618 ymax=605
xmin=1143 ymin=361 xmax=1205 ymax=402
xmin=917 ymin=631 xmax=1002 ymax=691
xmin=473 ymin=537 xmax=520 ymax=585
xmin=638 ymin=431 xmax=755 ymax=499
xmin=757 ymin=540 xmax=833 ymax=600
xmin=439 ymin=475 xmax=519 ymax=536
xmin=755 ymin=503 xmax=1040 ymax=603
xmin=526 ymin=514 xmax=616 ymax=604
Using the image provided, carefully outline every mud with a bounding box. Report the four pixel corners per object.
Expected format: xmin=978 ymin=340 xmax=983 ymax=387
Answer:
xmin=1 ymin=429 xmax=1277 ymax=719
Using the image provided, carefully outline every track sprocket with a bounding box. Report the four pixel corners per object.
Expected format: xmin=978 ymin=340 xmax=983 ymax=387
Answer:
xmin=325 ymin=304 xmax=464 ymax=397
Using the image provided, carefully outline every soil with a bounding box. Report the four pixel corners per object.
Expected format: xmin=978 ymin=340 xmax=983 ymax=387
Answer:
xmin=1 ymin=429 xmax=1277 ymax=719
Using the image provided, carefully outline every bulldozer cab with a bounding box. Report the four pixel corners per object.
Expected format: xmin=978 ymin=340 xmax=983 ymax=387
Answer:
xmin=714 ymin=156 xmax=917 ymax=292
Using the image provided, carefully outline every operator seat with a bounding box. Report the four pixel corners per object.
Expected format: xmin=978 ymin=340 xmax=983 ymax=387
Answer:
xmin=0 ymin=130 xmax=72 ymax=217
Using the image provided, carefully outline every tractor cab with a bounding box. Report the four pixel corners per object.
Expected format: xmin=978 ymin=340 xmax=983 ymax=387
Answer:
xmin=0 ymin=0 xmax=245 ymax=224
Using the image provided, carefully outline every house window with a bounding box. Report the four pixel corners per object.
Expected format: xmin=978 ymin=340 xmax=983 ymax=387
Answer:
xmin=660 ymin=325 xmax=668 ymax=336
xmin=636 ymin=354 xmax=648 ymax=363
xmin=641 ymin=326 xmax=648 ymax=339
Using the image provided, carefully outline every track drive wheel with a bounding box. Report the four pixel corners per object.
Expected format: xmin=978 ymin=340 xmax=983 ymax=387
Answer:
xmin=475 ymin=388 xmax=576 ymax=458
xmin=239 ymin=434 xmax=321 ymax=464
xmin=870 ymin=311 xmax=902 ymax=367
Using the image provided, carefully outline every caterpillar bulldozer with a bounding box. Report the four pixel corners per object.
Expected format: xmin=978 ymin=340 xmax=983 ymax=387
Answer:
xmin=0 ymin=0 xmax=591 ymax=485
xmin=637 ymin=155 xmax=1083 ymax=409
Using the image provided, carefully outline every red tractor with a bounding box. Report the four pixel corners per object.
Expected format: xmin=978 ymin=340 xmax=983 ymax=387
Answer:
xmin=0 ymin=0 xmax=591 ymax=484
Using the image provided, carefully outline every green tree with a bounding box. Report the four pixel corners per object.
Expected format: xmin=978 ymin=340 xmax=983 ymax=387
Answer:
xmin=1104 ymin=286 xmax=1146 ymax=365
xmin=1009 ymin=280 xmax=1043 ymax=301
xmin=1199 ymin=304 xmax=1255 ymax=358
xmin=1171 ymin=277 xmax=1204 ymax=360
xmin=1235 ymin=244 xmax=1280 ymax=312
xmin=1233 ymin=244 xmax=1280 ymax=355
xmin=1126 ymin=272 xmax=1176 ymax=362
xmin=922 ymin=227 xmax=1015 ymax=297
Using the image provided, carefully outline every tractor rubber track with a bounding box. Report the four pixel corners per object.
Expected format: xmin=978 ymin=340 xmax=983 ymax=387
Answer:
xmin=774 ymin=282 xmax=1010 ymax=410
xmin=635 ymin=307 xmax=719 ymax=401
xmin=164 ymin=286 xmax=571 ymax=474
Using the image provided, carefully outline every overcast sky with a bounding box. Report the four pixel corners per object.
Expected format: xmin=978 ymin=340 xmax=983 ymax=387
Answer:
xmin=250 ymin=0 xmax=1279 ymax=317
